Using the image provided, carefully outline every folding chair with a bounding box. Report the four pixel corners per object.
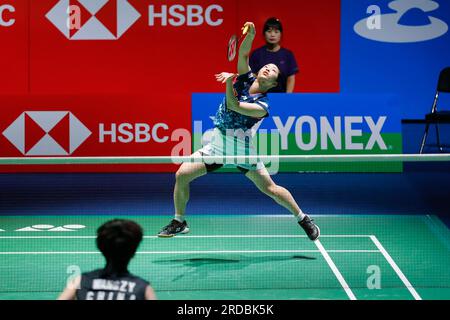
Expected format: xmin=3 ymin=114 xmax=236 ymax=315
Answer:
xmin=420 ymin=67 xmax=450 ymax=153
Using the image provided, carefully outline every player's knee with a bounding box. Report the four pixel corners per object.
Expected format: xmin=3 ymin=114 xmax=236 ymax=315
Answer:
xmin=175 ymin=168 xmax=191 ymax=183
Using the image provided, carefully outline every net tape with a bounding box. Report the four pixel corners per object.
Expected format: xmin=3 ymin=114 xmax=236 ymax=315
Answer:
xmin=0 ymin=154 xmax=449 ymax=165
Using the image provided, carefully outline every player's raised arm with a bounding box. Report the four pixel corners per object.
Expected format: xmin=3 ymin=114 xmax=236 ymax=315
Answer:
xmin=220 ymin=74 xmax=267 ymax=118
xmin=237 ymin=22 xmax=256 ymax=75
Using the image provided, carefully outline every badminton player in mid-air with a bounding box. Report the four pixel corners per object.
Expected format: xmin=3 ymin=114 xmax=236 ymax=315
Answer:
xmin=158 ymin=22 xmax=320 ymax=241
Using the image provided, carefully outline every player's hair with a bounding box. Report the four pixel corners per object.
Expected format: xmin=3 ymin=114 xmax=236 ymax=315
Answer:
xmin=275 ymin=66 xmax=283 ymax=83
xmin=96 ymin=219 xmax=143 ymax=270
xmin=263 ymin=17 xmax=283 ymax=35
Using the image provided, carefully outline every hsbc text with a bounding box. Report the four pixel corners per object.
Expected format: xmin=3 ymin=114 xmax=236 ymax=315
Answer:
xmin=0 ymin=4 xmax=15 ymax=27
xmin=149 ymin=4 xmax=223 ymax=27
xmin=99 ymin=123 xmax=169 ymax=144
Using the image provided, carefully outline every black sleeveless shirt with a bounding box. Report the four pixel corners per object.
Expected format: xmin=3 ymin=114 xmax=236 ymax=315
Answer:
xmin=76 ymin=269 xmax=150 ymax=300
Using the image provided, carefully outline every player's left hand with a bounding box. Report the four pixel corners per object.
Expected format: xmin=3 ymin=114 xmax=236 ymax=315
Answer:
xmin=215 ymin=72 xmax=237 ymax=83
xmin=242 ymin=22 xmax=256 ymax=36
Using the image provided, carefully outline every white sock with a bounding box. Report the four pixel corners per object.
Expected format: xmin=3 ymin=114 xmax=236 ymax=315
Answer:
xmin=296 ymin=211 xmax=306 ymax=222
xmin=174 ymin=215 xmax=185 ymax=223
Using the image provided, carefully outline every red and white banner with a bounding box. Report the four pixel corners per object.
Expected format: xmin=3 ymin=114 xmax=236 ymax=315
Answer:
xmin=0 ymin=0 xmax=340 ymax=172
xmin=0 ymin=94 xmax=188 ymax=172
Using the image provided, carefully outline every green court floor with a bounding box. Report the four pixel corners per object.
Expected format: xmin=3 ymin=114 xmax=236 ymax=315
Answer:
xmin=0 ymin=215 xmax=450 ymax=300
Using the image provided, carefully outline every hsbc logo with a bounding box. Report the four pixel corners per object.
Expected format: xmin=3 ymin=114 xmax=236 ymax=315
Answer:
xmin=2 ymin=112 xmax=91 ymax=156
xmin=46 ymin=1 xmax=224 ymax=40
xmin=46 ymin=0 xmax=141 ymax=40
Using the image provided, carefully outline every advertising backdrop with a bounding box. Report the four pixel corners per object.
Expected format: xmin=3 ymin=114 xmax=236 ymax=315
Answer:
xmin=1 ymin=0 xmax=449 ymax=172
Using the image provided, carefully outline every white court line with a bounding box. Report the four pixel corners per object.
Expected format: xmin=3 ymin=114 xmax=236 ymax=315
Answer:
xmin=0 ymin=234 xmax=372 ymax=239
xmin=0 ymin=236 xmax=97 ymax=239
xmin=170 ymin=235 xmax=373 ymax=238
xmin=369 ymin=235 xmax=422 ymax=300
xmin=0 ymin=250 xmax=379 ymax=255
xmin=315 ymin=239 xmax=357 ymax=300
